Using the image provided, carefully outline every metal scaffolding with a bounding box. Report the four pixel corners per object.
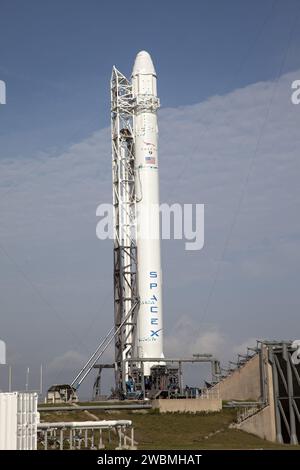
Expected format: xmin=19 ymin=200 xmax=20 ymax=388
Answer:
xmin=38 ymin=420 xmax=136 ymax=450
xmin=111 ymin=67 xmax=139 ymax=395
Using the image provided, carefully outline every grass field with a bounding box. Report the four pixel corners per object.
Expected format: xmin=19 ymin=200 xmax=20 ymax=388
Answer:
xmin=39 ymin=406 xmax=300 ymax=450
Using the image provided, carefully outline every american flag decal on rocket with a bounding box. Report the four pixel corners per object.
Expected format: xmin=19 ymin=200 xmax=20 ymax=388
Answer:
xmin=145 ymin=155 xmax=156 ymax=165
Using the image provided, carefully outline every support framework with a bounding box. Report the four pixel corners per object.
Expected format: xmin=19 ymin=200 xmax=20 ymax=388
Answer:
xmin=92 ymin=364 xmax=114 ymax=400
xmin=111 ymin=67 xmax=139 ymax=394
xmin=123 ymin=356 xmax=221 ymax=399
xmin=267 ymin=341 xmax=300 ymax=444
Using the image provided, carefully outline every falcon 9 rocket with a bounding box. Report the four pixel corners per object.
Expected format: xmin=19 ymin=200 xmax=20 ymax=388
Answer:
xmin=132 ymin=51 xmax=164 ymax=375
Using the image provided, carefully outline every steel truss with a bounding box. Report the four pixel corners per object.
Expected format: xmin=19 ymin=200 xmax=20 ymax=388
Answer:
xmin=111 ymin=67 xmax=139 ymax=395
xmin=267 ymin=341 xmax=300 ymax=444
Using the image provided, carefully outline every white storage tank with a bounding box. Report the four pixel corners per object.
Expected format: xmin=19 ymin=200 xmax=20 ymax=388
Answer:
xmin=0 ymin=392 xmax=38 ymax=450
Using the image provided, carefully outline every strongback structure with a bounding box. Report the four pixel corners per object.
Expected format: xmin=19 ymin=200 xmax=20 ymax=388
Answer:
xmin=111 ymin=67 xmax=139 ymax=394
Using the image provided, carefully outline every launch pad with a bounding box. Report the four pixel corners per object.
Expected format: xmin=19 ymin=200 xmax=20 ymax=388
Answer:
xmin=62 ymin=51 xmax=221 ymax=400
xmin=92 ymin=355 xmax=221 ymax=400
xmin=111 ymin=51 xmax=165 ymax=395
xmin=37 ymin=50 xmax=300 ymax=447
xmin=52 ymin=51 xmax=219 ymax=402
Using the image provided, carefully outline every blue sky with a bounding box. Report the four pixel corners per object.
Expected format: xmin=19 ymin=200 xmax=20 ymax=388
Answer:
xmin=1 ymin=0 xmax=300 ymax=159
xmin=0 ymin=1 xmax=300 ymax=396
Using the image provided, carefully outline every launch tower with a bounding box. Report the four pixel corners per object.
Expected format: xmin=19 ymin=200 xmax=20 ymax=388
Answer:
xmin=111 ymin=51 xmax=164 ymax=395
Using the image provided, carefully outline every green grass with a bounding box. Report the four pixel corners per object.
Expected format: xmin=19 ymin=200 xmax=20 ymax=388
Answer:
xmin=38 ymin=400 xmax=145 ymax=408
xmin=39 ymin=408 xmax=300 ymax=450
xmin=40 ymin=410 xmax=90 ymax=422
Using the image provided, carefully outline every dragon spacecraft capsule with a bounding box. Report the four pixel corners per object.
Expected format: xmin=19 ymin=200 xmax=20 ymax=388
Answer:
xmin=132 ymin=51 xmax=165 ymax=375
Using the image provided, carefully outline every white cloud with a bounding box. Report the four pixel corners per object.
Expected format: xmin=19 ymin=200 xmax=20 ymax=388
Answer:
xmin=48 ymin=350 xmax=88 ymax=372
xmin=190 ymin=330 xmax=226 ymax=357
xmin=1 ymin=69 xmax=300 ymax=393
xmin=232 ymin=338 xmax=258 ymax=356
xmin=164 ymin=315 xmax=226 ymax=357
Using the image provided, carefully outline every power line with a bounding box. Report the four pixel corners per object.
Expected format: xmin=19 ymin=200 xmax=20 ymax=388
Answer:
xmin=166 ymin=0 xmax=280 ymax=197
xmin=0 ymin=242 xmax=91 ymax=354
xmin=197 ymin=6 xmax=300 ymax=326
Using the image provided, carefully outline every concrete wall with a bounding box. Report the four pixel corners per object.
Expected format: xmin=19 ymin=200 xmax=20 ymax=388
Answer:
xmin=213 ymin=354 xmax=261 ymax=401
xmin=152 ymin=398 xmax=222 ymax=413
xmin=234 ymin=359 xmax=277 ymax=442
xmin=236 ymin=404 xmax=276 ymax=442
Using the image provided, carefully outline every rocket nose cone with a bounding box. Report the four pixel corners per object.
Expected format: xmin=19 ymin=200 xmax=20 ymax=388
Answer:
xmin=132 ymin=50 xmax=156 ymax=76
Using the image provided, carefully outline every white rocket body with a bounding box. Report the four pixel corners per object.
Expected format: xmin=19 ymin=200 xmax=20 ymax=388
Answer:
xmin=132 ymin=51 xmax=164 ymax=375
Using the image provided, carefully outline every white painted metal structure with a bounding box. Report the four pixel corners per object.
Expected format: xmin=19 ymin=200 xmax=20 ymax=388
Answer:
xmin=38 ymin=420 xmax=135 ymax=450
xmin=111 ymin=51 xmax=164 ymax=388
xmin=38 ymin=420 xmax=132 ymax=428
xmin=111 ymin=66 xmax=139 ymax=392
xmin=0 ymin=392 xmax=38 ymax=450
xmin=131 ymin=51 xmax=164 ymax=374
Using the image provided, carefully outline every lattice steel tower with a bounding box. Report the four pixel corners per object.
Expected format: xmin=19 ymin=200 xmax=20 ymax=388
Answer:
xmin=111 ymin=67 xmax=139 ymax=394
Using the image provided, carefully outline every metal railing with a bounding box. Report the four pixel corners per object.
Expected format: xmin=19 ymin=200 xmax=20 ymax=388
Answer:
xmin=37 ymin=420 xmax=136 ymax=450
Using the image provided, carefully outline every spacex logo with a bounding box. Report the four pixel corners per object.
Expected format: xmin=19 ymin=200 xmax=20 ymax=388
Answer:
xmin=148 ymin=271 xmax=161 ymax=341
xmin=0 ymin=80 xmax=6 ymax=105
xmin=138 ymin=271 xmax=163 ymax=342
xmin=150 ymin=329 xmax=162 ymax=338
